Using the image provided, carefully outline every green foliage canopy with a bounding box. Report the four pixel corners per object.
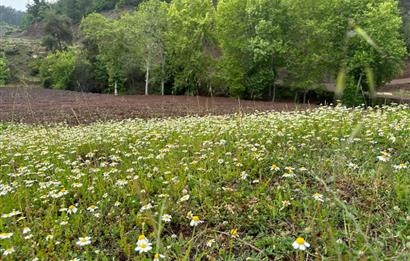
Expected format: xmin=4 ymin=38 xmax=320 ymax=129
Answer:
xmin=0 ymin=57 xmax=10 ymax=85
xmin=166 ymin=0 xmax=217 ymax=95
xmin=38 ymin=0 xmax=408 ymax=103
xmin=42 ymin=10 xmax=73 ymax=51
xmin=39 ymin=49 xmax=77 ymax=89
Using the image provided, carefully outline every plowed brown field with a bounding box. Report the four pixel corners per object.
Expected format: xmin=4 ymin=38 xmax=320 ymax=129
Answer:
xmin=0 ymin=87 xmax=314 ymax=124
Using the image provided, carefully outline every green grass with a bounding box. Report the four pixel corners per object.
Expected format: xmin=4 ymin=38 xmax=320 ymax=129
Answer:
xmin=0 ymin=105 xmax=409 ymax=260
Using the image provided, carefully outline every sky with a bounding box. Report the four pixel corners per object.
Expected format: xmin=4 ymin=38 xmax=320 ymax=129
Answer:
xmin=0 ymin=0 xmax=56 ymax=11
xmin=1 ymin=0 xmax=30 ymax=11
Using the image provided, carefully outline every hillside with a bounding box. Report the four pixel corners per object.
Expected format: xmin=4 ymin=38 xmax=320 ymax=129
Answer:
xmin=0 ymin=22 xmax=22 ymax=37
xmin=0 ymin=37 xmax=45 ymax=85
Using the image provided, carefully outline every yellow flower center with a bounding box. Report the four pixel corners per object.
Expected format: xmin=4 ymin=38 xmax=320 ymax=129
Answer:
xmin=140 ymin=242 xmax=147 ymax=249
xmin=154 ymin=253 xmax=160 ymax=258
xmin=138 ymin=235 xmax=145 ymax=240
xmin=192 ymin=216 xmax=200 ymax=221
xmin=0 ymin=233 xmax=9 ymax=236
xmin=69 ymin=205 xmax=75 ymax=209
xmin=80 ymin=238 xmax=87 ymax=242
xmin=230 ymin=229 xmax=238 ymax=236
xmin=296 ymin=237 xmax=305 ymax=245
xmin=272 ymin=164 xmax=277 ymax=168
xmin=60 ymin=188 xmax=66 ymax=193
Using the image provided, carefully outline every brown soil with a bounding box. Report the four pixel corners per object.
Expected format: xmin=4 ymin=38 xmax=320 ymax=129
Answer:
xmin=0 ymin=87 xmax=314 ymax=125
xmin=379 ymin=82 xmax=410 ymax=92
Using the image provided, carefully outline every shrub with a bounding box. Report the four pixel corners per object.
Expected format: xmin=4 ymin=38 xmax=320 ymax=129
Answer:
xmin=68 ymin=57 xmax=101 ymax=92
xmin=39 ymin=49 xmax=77 ymax=89
xmin=341 ymin=77 xmax=365 ymax=107
xmin=0 ymin=57 xmax=10 ymax=85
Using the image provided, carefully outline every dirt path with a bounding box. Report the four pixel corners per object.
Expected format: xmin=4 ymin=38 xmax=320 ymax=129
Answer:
xmin=0 ymin=87 xmax=314 ymax=125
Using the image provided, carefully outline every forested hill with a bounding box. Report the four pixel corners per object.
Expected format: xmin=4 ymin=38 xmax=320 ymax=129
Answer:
xmin=400 ymin=0 xmax=410 ymax=14
xmin=36 ymin=0 xmax=144 ymax=23
xmin=0 ymin=5 xmax=25 ymax=26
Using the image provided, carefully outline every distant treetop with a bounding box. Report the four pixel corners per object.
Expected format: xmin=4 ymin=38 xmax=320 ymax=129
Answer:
xmin=0 ymin=5 xmax=25 ymax=26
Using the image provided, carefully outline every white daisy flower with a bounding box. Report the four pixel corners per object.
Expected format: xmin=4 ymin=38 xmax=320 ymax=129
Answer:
xmin=67 ymin=205 xmax=78 ymax=214
xmin=190 ymin=216 xmax=204 ymax=227
xmin=3 ymin=247 xmax=15 ymax=256
xmin=0 ymin=232 xmax=13 ymax=239
xmin=137 ymin=234 xmax=149 ymax=244
xmin=282 ymin=173 xmax=296 ymax=178
xmin=161 ymin=214 xmax=172 ymax=223
xmin=393 ymin=163 xmax=407 ymax=170
xmin=76 ymin=236 xmax=92 ymax=246
xmin=270 ymin=164 xmax=280 ymax=171
xmin=206 ymin=239 xmax=215 ymax=247
xmin=1 ymin=209 xmax=22 ymax=218
xmin=153 ymin=253 xmax=165 ymax=261
xmin=292 ymin=237 xmax=310 ymax=251
xmin=179 ymin=194 xmax=190 ymax=203
xmin=23 ymin=227 xmax=31 ymax=234
xmin=140 ymin=203 xmax=153 ymax=212
xmin=312 ymin=192 xmax=324 ymax=202
xmin=87 ymin=205 xmax=98 ymax=212
xmin=135 ymin=241 xmax=152 ymax=253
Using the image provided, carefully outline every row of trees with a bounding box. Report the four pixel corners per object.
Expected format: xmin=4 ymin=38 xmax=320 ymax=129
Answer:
xmin=0 ymin=5 xmax=25 ymax=26
xmin=39 ymin=0 xmax=407 ymax=102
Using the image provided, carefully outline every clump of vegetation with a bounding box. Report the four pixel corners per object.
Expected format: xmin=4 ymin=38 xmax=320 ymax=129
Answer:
xmin=0 ymin=105 xmax=409 ymax=259
xmin=41 ymin=10 xmax=73 ymax=52
xmin=0 ymin=57 xmax=10 ymax=85
xmin=39 ymin=49 xmax=77 ymax=89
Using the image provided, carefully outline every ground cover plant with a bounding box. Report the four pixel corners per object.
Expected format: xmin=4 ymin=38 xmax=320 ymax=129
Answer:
xmin=0 ymin=105 xmax=409 ymax=260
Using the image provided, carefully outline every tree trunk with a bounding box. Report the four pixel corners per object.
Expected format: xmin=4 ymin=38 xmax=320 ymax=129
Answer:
xmin=272 ymin=84 xmax=276 ymax=102
xmin=271 ymin=56 xmax=276 ymax=103
xmin=161 ymin=53 xmax=165 ymax=96
xmin=145 ymin=60 xmax=150 ymax=96
xmin=114 ymin=80 xmax=118 ymax=96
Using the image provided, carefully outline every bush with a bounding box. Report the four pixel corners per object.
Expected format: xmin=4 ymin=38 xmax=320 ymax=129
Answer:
xmin=39 ymin=49 xmax=77 ymax=89
xmin=29 ymin=56 xmax=43 ymax=76
xmin=341 ymin=77 xmax=365 ymax=107
xmin=68 ymin=57 xmax=103 ymax=92
xmin=0 ymin=57 xmax=10 ymax=85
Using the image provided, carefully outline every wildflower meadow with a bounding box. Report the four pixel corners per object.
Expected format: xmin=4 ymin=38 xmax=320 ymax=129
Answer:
xmin=0 ymin=105 xmax=409 ymax=260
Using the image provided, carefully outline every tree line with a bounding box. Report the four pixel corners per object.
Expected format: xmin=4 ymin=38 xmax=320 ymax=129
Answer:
xmin=35 ymin=0 xmax=407 ymax=104
xmin=0 ymin=5 xmax=25 ymax=26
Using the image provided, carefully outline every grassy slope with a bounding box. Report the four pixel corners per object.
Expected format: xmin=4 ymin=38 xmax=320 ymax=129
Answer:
xmin=0 ymin=37 xmax=44 ymax=85
xmin=0 ymin=106 xmax=409 ymax=260
xmin=0 ymin=22 xmax=20 ymax=37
